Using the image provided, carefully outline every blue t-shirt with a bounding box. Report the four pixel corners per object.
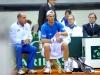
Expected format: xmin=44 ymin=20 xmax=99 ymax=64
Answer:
xmin=41 ymin=21 xmax=65 ymax=39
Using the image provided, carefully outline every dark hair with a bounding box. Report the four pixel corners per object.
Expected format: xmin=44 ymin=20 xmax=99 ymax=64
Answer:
xmin=65 ymin=9 xmax=72 ymax=15
xmin=88 ymin=13 xmax=97 ymax=20
xmin=27 ymin=19 xmax=32 ymax=25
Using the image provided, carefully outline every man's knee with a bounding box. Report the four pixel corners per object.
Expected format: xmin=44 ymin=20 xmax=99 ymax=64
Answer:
xmin=62 ymin=42 xmax=68 ymax=48
xmin=43 ymin=43 xmax=50 ymax=50
xmin=31 ymin=45 xmax=37 ymax=53
xmin=15 ymin=44 xmax=22 ymax=52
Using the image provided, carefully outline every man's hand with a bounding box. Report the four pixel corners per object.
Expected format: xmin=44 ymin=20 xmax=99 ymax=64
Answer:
xmin=23 ymin=39 xmax=30 ymax=44
xmin=56 ymin=37 xmax=63 ymax=43
xmin=55 ymin=32 xmax=63 ymax=43
xmin=55 ymin=32 xmax=61 ymax=38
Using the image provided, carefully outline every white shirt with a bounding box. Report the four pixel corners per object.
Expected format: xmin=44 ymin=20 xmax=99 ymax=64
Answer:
xmin=65 ymin=26 xmax=83 ymax=37
xmin=9 ymin=22 xmax=32 ymax=44
xmin=90 ymin=23 xmax=95 ymax=28
xmin=48 ymin=3 xmax=52 ymax=8
xmin=60 ymin=17 xmax=77 ymax=28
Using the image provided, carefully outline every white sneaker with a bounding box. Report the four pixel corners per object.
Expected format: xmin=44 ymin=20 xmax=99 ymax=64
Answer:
xmin=64 ymin=66 xmax=72 ymax=73
xmin=44 ymin=67 xmax=51 ymax=74
xmin=18 ymin=69 xmax=25 ymax=75
xmin=90 ymin=69 xmax=95 ymax=73
xmin=28 ymin=69 xmax=37 ymax=74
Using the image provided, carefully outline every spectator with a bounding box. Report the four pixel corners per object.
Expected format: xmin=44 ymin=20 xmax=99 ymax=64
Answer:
xmin=26 ymin=19 xmax=34 ymax=34
xmin=61 ymin=9 xmax=72 ymax=27
xmin=65 ymin=15 xmax=83 ymax=37
xmin=83 ymin=13 xmax=100 ymax=37
xmin=63 ymin=14 xmax=83 ymax=72
xmin=27 ymin=19 xmax=32 ymax=25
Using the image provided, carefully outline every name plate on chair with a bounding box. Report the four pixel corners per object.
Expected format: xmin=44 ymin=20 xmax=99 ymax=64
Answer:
xmin=91 ymin=46 xmax=100 ymax=59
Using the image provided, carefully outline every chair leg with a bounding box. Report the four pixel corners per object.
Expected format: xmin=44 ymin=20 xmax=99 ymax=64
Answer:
xmin=51 ymin=59 xmax=63 ymax=73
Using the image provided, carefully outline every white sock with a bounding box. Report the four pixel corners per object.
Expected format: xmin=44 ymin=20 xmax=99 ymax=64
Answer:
xmin=46 ymin=61 xmax=51 ymax=68
xmin=68 ymin=58 xmax=73 ymax=65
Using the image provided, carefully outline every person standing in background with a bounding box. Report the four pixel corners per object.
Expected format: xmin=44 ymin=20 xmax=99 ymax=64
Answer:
xmin=38 ymin=0 xmax=57 ymax=31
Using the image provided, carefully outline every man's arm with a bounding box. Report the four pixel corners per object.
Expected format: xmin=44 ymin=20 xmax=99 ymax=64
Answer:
xmin=10 ymin=25 xmax=22 ymax=44
xmin=83 ymin=25 xmax=89 ymax=37
xmin=60 ymin=31 xmax=68 ymax=36
xmin=96 ymin=24 xmax=100 ymax=37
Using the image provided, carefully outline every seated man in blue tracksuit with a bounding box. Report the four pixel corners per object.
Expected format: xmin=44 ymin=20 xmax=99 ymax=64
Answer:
xmin=9 ymin=13 xmax=37 ymax=74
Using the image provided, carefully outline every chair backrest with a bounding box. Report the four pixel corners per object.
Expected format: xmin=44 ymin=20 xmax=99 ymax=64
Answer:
xmin=69 ymin=37 xmax=82 ymax=57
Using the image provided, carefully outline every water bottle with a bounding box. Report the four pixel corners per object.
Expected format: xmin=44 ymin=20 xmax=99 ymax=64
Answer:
xmin=38 ymin=31 xmax=41 ymax=41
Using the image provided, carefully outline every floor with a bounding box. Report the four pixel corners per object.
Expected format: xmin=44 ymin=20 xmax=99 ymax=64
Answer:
xmin=12 ymin=69 xmax=100 ymax=75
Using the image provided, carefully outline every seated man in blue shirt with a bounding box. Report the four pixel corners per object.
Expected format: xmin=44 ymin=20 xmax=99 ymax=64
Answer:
xmin=9 ymin=13 xmax=37 ymax=74
xmin=41 ymin=10 xmax=70 ymax=73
